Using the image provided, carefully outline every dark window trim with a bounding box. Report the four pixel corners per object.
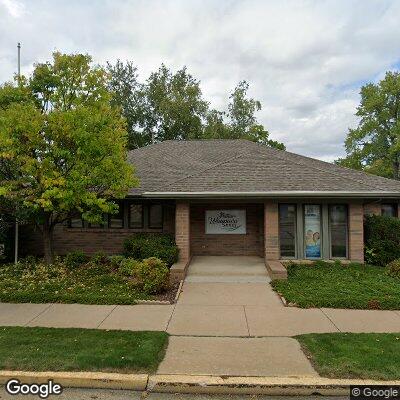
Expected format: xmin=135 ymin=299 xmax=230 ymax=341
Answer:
xmin=381 ymin=203 xmax=398 ymax=218
xmin=279 ymin=203 xmax=297 ymax=259
xmin=148 ymin=203 xmax=163 ymax=229
xmin=129 ymin=203 xmax=144 ymax=229
xmin=328 ymin=204 xmax=348 ymax=260
xmin=108 ymin=202 xmax=125 ymax=229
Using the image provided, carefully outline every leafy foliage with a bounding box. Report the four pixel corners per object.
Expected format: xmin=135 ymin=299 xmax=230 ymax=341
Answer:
xmin=119 ymin=257 xmax=169 ymax=294
xmin=364 ymin=214 xmax=400 ymax=266
xmin=272 ymin=261 xmax=400 ymax=309
xmin=123 ymin=233 xmax=179 ymax=267
xmin=337 ymin=71 xmax=400 ymax=179
xmin=107 ymin=61 xmax=285 ymax=149
xmin=0 ymin=52 xmax=137 ymax=263
xmin=386 ymin=259 xmax=400 ymax=279
xmin=64 ymin=250 xmax=88 ymax=269
xmin=0 ymin=255 xmax=153 ymax=304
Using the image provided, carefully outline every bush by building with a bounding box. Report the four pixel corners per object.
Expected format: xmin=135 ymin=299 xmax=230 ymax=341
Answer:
xmin=123 ymin=233 xmax=179 ymax=267
xmin=364 ymin=215 xmax=400 ymax=266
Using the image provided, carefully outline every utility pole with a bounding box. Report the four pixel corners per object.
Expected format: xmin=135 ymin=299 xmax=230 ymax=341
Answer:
xmin=14 ymin=42 xmax=21 ymax=264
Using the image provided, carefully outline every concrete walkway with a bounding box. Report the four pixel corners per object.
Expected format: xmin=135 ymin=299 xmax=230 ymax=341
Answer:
xmin=2 ymin=256 xmax=400 ymax=378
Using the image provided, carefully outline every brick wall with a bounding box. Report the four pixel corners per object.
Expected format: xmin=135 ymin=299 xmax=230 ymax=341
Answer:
xmin=175 ymin=202 xmax=191 ymax=262
xmin=20 ymin=204 xmax=175 ymax=256
xmin=349 ymin=202 xmax=364 ymax=262
xmin=190 ymin=204 xmax=264 ymax=256
xmin=264 ymin=201 xmax=280 ymax=260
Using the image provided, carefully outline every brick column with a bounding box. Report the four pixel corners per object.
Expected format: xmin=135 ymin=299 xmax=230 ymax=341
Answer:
xmin=363 ymin=202 xmax=381 ymax=216
xmin=264 ymin=202 xmax=280 ymax=260
xmin=175 ymin=202 xmax=190 ymax=262
xmin=348 ymin=202 xmax=364 ymax=263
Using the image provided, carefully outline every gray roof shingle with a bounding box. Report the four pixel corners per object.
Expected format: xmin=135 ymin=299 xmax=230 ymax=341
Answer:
xmin=127 ymin=140 xmax=400 ymax=197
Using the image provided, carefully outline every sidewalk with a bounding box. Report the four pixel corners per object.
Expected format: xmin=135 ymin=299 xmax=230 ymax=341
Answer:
xmin=1 ymin=279 xmax=400 ymax=379
xmin=2 ymin=282 xmax=400 ymax=335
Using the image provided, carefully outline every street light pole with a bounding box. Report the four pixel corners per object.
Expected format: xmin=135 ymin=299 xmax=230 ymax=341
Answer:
xmin=14 ymin=42 xmax=21 ymax=265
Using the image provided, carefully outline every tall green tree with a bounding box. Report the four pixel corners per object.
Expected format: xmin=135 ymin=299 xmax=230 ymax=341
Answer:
xmin=107 ymin=62 xmax=285 ymax=150
xmin=337 ymin=71 xmax=400 ymax=179
xmin=0 ymin=52 xmax=136 ymax=263
xmin=204 ymin=81 xmax=285 ymax=149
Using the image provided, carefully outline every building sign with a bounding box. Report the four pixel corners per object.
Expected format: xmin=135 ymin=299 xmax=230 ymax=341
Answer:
xmin=205 ymin=210 xmax=246 ymax=234
xmin=304 ymin=205 xmax=321 ymax=258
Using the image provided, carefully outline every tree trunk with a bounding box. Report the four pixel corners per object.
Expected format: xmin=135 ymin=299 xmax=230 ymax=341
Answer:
xmin=42 ymin=223 xmax=54 ymax=264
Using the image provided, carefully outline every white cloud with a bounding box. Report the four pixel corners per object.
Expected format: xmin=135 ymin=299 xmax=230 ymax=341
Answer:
xmin=0 ymin=0 xmax=399 ymax=161
xmin=0 ymin=0 xmax=24 ymax=17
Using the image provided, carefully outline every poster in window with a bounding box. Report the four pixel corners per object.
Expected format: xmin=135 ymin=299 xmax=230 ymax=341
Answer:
xmin=304 ymin=205 xmax=321 ymax=258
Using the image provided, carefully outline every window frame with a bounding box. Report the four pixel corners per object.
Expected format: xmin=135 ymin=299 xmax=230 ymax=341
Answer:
xmin=381 ymin=203 xmax=398 ymax=218
xmin=328 ymin=204 xmax=348 ymax=259
xmin=108 ymin=202 xmax=125 ymax=229
xmin=129 ymin=203 xmax=144 ymax=229
xmin=278 ymin=203 xmax=297 ymax=259
xmin=148 ymin=203 xmax=163 ymax=229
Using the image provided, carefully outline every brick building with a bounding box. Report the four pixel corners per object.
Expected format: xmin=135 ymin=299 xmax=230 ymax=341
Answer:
xmin=21 ymin=140 xmax=400 ymax=267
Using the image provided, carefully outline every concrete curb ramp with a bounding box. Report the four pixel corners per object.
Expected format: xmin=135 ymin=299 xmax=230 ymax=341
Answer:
xmin=1 ymin=371 xmax=400 ymax=395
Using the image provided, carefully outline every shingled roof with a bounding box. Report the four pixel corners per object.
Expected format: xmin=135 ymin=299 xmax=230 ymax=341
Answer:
xmin=127 ymin=140 xmax=400 ymax=198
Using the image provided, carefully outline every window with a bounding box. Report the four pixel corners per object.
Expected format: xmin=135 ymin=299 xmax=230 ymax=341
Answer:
xmin=304 ymin=205 xmax=321 ymax=259
xmin=329 ymin=205 xmax=348 ymax=258
xmin=381 ymin=204 xmax=397 ymax=217
xmin=279 ymin=204 xmax=296 ymax=258
xmin=149 ymin=204 xmax=163 ymax=229
xmin=109 ymin=203 xmax=124 ymax=228
xmin=129 ymin=204 xmax=143 ymax=229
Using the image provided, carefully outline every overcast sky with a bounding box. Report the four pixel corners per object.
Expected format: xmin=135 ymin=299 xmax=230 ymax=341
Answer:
xmin=1 ymin=0 xmax=400 ymax=161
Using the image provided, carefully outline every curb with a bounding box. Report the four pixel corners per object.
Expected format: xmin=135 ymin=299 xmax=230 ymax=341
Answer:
xmin=148 ymin=375 xmax=400 ymax=395
xmin=0 ymin=371 xmax=148 ymax=391
xmin=1 ymin=371 xmax=400 ymax=395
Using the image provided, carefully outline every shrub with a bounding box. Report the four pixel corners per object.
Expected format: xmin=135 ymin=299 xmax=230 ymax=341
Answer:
xmin=387 ymin=259 xmax=400 ymax=279
xmin=364 ymin=215 xmax=400 ymax=266
xmin=91 ymin=251 xmax=108 ymax=265
xmin=108 ymin=255 xmax=125 ymax=269
xmin=123 ymin=233 xmax=179 ymax=267
xmin=118 ymin=257 xmax=169 ymax=294
xmin=134 ymin=257 xmax=169 ymax=294
xmin=64 ymin=251 xmax=88 ymax=269
xmin=118 ymin=258 xmax=142 ymax=277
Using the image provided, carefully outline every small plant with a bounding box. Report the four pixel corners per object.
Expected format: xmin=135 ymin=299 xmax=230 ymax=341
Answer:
xmin=91 ymin=251 xmax=108 ymax=265
xmin=386 ymin=259 xmax=400 ymax=279
xmin=64 ymin=251 xmax=88 ymax=269
xmin=108 ymin=255 xmax=125 ymax=269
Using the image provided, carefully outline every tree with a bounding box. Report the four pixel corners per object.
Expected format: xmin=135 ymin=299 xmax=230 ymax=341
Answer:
xmin=0 ymin=52 xmax=137 ymax=263
xmin=337 ymin=71 xmax=400 ymax=179
xmin=107 ymin=60 xmax=150 ymax=149
xmin=107 ymin=62 xmax=285 ymax=150
xmin=204 ymin=81 xmax=285 ymax=149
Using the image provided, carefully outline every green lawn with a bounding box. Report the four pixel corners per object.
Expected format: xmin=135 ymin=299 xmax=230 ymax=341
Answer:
xmin=272 ymin=262 xmax=400 ymax=309
xmin=0 ymin=262 xmax=151 ymax=304
xmin=0 ymin=327 xmax=168 ymax=373
xmin=297 ymin=333 xmax=400 ymax=380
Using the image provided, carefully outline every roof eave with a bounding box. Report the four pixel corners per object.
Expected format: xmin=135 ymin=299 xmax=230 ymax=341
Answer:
xmin=141 ymin=191 xmax=400 ymax=199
